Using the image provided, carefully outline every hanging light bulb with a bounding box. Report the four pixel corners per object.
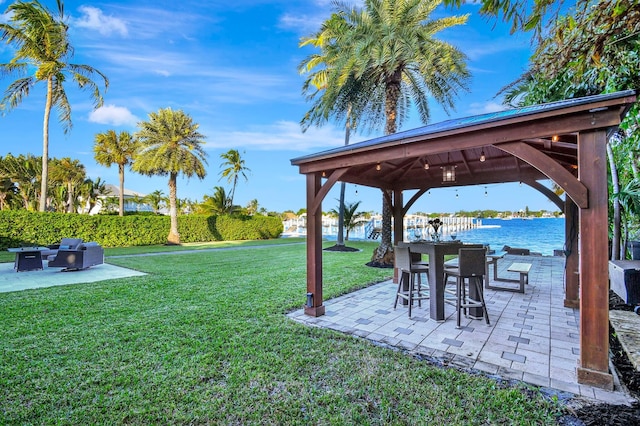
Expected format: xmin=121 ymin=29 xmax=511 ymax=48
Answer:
xmin=424 ymin=162 xmax=429 ymax=170
xmin=480 ymin=150 xmax=486 ymax=162
xmin=455 ymin=190 xmax=459 ymax=198
xmin=376 ymin=163 xmax=381 ymax=171
xmin=484 ymin=186 xmax=488 ymax=197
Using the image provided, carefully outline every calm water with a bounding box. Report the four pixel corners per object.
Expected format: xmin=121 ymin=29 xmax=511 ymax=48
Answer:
xmin=449 ymin=218 xmax=565 ymax=256
xmin=320 ymin=217 xmax=565 ymax=256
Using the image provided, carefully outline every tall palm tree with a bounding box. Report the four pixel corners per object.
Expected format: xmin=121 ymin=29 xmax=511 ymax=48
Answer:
xmin=299 ymin=12 xmax=382 ymax=249
xmin=301 ymin=0 xmax=470 ymax=265
xmin=93 ymin=130 xmax=138 ymax=216
xmin=49 ymin=157 xmax=86 ymax=213
xmin=133 ymin=108 xmax=208 ymax=244
xmin=0 ymin=0 xmax=108 ymax=212
xmin=219 ymin=149 xmax=250 ymax=207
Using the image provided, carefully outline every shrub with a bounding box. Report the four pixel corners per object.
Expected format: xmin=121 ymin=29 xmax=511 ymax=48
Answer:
xmin=0 ymin=211 xmax=283 ymax=249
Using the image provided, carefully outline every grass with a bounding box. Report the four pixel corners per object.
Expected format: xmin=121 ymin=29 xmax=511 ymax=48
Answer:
xmin=0 ymin=239 xmax=563 ymax=424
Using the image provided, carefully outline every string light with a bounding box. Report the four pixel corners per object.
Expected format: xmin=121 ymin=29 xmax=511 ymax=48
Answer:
xmin=484 ymin=186 xmax=488 ymax=197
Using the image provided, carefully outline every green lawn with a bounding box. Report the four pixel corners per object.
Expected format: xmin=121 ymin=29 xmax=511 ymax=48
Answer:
xmin=0 ymin=240 xmax=562 ymax=424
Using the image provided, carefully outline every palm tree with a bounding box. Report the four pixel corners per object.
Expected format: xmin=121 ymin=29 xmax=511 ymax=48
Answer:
xmin=300 ymin=0 xmax=470 ymax=265
xmin=78 ymin=177 xmax=109 ymax=213
xmin=197 ymin=186 xmax=235 ymax=215
xmin=144 ymin=189 xmax=166 ymax=214
xmin=0 ymin=0 xmax=109 ymax=212
xmin=330 ymin=200 xmax=368 ymax=241
xmin=4 ymin=153 xmax=42 ymax=210
xmin=246 ymin=198 xmax=259 ymax=216
xmin=299 ymin=13 xmax=382 ymax=250
xmin=49 ymin=157 xmax=86 ymax=212
xmin=133 ymin=108 xmax=208 ymax=244
xmin=0 ymin=177 xmax=18 ymax=210
xmin=93 ymin=130 xmax=137 ymax=216
xmin=219 ymin=149 xmax=250 ymax=207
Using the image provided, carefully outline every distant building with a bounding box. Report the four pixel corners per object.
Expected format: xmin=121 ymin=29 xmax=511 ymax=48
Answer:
xmin=90 ymin=184 xmax=154 ymax=214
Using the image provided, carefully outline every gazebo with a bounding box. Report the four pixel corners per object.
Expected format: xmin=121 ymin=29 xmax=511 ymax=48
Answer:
xmin=291 ymin=90 xmax=638 ymax=389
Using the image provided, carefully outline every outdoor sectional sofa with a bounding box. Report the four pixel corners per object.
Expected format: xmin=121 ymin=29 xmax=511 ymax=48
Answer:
xmin=47 ymin=241 xmax=104 ymax=271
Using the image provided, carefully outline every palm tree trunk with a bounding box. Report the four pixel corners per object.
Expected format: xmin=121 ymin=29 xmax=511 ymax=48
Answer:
xmin=337 ymin=105 xmax=352 ymax=247
xmin=39 ymin=77 xmax=54 ymax=212
xmin=371 ymin=190 xmax=394 ymax=266
xmin=607 ymin=142 xmax=621 ymax=260
xmin=118 ymin=164 xmax=125 ymax=216
xmin=370 ymin=76 xmax=402 ymax=266
xmin=67 ymin=182 xmax=73 ymax=213
xmin=167 ymin=173 xmax=180 ymax=244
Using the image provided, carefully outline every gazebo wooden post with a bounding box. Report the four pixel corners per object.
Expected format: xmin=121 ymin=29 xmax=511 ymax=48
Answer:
xmin=392 ymin=189 xmax=404 ymax=283
xmin=576 ymin=129 xmax=613 ymax=389
xmin=564 ymin=199 xmax=580 ymax=308
xmin=305 ymin=173 xmax=325 ymax=317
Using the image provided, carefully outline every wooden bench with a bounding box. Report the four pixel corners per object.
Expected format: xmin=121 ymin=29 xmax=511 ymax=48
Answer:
xmin=507 ymin=262 xmax=531 ymax=293
xmin=485 ymin=261 xmax=531 ymax=293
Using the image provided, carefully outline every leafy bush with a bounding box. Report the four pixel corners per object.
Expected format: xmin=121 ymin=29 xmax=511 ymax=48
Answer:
xmin=0 ymin=211 xmax=283 ymax=249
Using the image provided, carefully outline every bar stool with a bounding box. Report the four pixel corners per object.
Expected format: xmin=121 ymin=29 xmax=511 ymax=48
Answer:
xmin=443 ymin=247 xmax=490 ymax=328
xmin=394 ymin=246 xmax=430 ymax=317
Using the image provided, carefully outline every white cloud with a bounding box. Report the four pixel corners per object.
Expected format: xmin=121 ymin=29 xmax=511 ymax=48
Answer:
xmin=279 ymin=13 xmax=325 ymax=35
xmin=467 ymin=101 xmax=507 ymax=115
xmin=73 ymin=6 xmax=128 ymax=37
xmin=204 ymin=120 xmax=363 ymax=152
xmin=88 ymin=105 xmax=139 ymax=126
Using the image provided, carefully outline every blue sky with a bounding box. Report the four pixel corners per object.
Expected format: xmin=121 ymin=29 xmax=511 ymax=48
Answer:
xmin=0 ymin=0 xmax=561 ymax=214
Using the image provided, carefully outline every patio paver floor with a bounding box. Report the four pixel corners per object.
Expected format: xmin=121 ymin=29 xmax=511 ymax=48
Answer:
xmin=288 ymin=254 xmax=637 ymax=406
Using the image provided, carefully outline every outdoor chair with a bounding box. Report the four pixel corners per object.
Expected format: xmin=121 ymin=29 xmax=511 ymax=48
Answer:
xmin=443 ymin=247 xmax=491 ymax=328
xmin=393 ymin=246 xmax=430 ymax=317
xmin=47 ymin=242 xmax=104 ymax=271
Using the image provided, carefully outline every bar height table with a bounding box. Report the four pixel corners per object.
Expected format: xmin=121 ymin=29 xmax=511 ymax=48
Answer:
xmin=397 ymin=241 xmax=483 ymax=321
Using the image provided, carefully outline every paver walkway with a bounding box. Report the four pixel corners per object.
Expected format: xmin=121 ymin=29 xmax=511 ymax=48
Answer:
xmin=289 ymin=254 xmax=637 ymax=405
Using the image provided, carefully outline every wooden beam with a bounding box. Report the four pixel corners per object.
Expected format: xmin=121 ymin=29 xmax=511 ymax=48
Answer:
xmin=523 ymin=180 xmax=564 ymax=211
xmin=304 ymin=173 xmax=325 ymax=317
xmin=308 ymin=168 xmax=348 ymax=215
xmin=402 ymin=188 xmax=430 ymax=216
xmin=496 ymin=141 xmax=588 ymax=208
xmin=576 ymin=130 xmax=612 ymax=389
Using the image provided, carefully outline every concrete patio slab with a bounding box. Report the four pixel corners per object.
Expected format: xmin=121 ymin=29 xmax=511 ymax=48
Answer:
xmin=0 ymin=261 xmax=146 ymax=293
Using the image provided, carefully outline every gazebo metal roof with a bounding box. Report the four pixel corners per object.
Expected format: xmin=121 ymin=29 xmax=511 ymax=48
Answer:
xmin=292 ymin=90 xmax=636 ymax=207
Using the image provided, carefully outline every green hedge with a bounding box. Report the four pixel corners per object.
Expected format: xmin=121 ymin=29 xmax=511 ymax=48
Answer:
xmin=0 ymin=211 xmax=283 ymax=249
